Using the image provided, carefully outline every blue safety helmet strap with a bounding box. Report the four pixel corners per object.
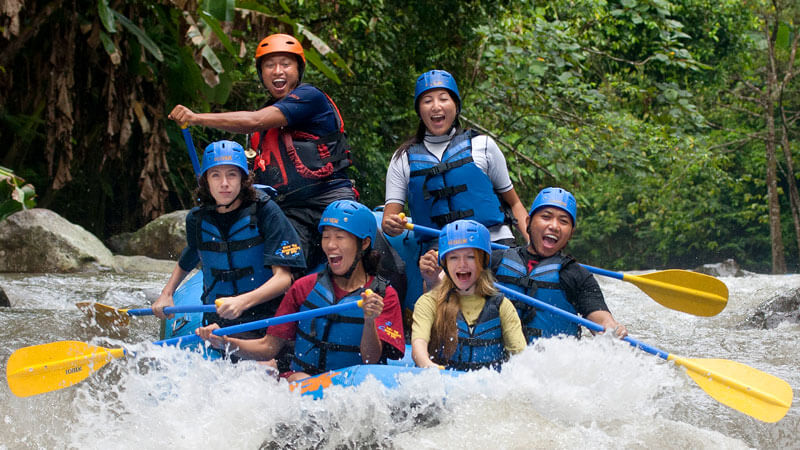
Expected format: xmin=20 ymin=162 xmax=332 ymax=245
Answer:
xmin=528 ymin=187 xmax=577 ymax=226
xmin=414 ymin=70 xmax=461 ymax=114
xmin=200 ymin=140 xmax=249 ymax=177
xmin=318 ymin=200 xmax=377 ymax=248
xmin=438 ymin=219 xmax=491 ymax=267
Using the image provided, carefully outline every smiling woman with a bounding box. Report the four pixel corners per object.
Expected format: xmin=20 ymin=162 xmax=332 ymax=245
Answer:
xmin=410 ymin=219 xmax=526 ymax=371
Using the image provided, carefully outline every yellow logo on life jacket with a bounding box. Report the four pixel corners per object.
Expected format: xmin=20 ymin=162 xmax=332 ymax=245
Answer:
xmin=382 ymin=326 xmax=401 ymax=340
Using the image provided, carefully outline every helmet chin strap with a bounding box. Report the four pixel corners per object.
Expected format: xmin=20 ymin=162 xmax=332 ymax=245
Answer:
xmin=215 ymin=197 xmax=238 ymax=210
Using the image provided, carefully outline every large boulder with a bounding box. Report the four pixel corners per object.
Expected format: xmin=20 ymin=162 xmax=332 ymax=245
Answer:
xmin=113 ymin=254 xmax=176 ymax=273
xmin=743 ymin=287 xmax=800 ymax=329
xmin=694 ymin=258 xmax=748 ymax=277
xmin=107 ymin=210 xmax=188 ymax=260
xmin=0 ymin=209 xmax=117 ymax=272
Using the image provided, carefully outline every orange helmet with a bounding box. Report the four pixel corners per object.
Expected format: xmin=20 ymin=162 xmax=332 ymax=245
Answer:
xmin=255 ymin=34 xmax=306 ymax=83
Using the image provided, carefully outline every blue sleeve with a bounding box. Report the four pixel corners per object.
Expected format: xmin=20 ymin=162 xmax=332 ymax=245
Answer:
xmin=178 ymin=209 xmax=201 ymax=271
xmin=259 ymin=201 xmax=307 ymax=269
xmin=273 ymin=84 xmax=339 ymax=136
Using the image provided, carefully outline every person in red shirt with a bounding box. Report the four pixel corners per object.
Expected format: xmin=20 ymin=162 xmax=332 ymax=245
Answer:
xmin=198 ymin=200 xmax=404 ymax=381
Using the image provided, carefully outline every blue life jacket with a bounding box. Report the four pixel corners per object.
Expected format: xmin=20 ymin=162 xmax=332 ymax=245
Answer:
xmin=292 ymin=270 xmax=388 ymax=375
xmin=195 ymin=198 xmax=275 ymax=328
xmin=439 ymin=292 xmax=507 ymax=371
xmin=407 ymin=130 xmax=505 ymax=230
xmin=494 ymin=248 xmax=580 ymax=341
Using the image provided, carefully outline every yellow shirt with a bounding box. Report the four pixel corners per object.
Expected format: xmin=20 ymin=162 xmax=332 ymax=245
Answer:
xmin=411 ymin=290 xmax=526 ymax=354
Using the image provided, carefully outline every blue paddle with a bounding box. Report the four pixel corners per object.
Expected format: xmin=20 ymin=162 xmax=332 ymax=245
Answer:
xmin=180 ymin=124 xmax=202 ymax=178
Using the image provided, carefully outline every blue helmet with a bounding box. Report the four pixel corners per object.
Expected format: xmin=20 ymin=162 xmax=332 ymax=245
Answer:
xmin=318 ymin=200 xmax=377 ymax=248
xmin=438 ymin=219 xmax=491 ymax=268
xmin=528 ymin=187 xmax=577 ymax=226
xmin=414 ymin=70 xmax=461 ymax=114
xmin=200 ymin=140 xmax=248 ymax=177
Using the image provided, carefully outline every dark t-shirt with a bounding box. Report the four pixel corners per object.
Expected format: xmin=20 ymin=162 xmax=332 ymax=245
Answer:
xmin=490 ymin=247 xmax=610 ymax=317
xmin=272 ymin=84 xmax=339 ymax=138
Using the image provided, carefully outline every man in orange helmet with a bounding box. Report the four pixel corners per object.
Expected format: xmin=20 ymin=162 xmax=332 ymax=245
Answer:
xmin=169 ymin=33 xmax=356 ymax=271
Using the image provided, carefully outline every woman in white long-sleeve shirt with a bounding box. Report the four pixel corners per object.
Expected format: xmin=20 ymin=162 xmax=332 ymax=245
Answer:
xmin=381 ymin=70 xmax=528 ymax=286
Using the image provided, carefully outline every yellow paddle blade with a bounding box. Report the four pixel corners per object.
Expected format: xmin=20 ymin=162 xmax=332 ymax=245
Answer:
xmin=668 ymin=355 xmax=793 ymax=423
xmin=76 ymin=301 xmax=131 ymax=328
xmin=625 ymin=270 xmax=728 ymax=316
xmin=6 ymin=341 xmax=125 ymax=397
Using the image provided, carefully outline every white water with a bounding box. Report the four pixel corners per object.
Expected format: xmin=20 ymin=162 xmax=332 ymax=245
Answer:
xmin=1 ymin=271 xmax=798 ymax=449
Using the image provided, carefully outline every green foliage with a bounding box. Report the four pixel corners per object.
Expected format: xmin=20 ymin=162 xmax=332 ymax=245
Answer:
xmin=0 ymin=167 xmax=37 ymax=221
xmin=2 ymin=0 xmax=798 ymax=272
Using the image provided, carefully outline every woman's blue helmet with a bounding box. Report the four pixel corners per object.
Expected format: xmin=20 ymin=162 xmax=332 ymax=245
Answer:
xmin=200 ymin=140 xmax=249 ymax=177
xmin=414 ymin=70 xmax=461 ymax=114
xmin=318 ymin=200 xmax=377 ymax=248
xmin=528 ymin=187 xmax=577 ymax=226
xmin=438 ymin=219 xmax=491 ymax=268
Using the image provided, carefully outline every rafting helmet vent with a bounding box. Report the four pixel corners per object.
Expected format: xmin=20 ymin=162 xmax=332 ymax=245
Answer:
xmin=319 ymin=200 xmax=377 ymax=248
xmin=255 ymin=33 xmax=306 ymax=84
xmin=438 ymin=219 xmax=491 ymax=268
xmin=528 ymin=187 xmax=577 ymax=226
xmin=414 ymin=69 xmax=461 ymax=114
xmin=200 ymin=140 xmax=249 ymax=177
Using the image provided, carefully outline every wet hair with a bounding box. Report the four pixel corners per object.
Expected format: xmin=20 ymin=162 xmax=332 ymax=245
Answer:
xmin=194 ymin=168 xmax=258 ymax=206
xmin=361 ymin=245 xmax=382 ymax=276
xmin=428 ymin=249 xmax=497 ymax=362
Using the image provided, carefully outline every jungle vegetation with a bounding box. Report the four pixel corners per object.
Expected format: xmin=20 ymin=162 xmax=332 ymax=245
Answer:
xmin=1 ymin=0 xmax=798 ymax=273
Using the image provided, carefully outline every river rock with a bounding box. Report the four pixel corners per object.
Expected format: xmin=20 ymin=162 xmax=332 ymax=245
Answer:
xmin=107 ymin=210 xmax=188 ymax=260
xmin=743 ymin=287 xmax=800 ymax=329
xmin=0 ymin=209 xmax=117 ymax=272
xmin=0 ymin=286 xmax=9 ymax=307
xmin=113 ymin=254 xmax=176 ymax=273
xmin=694 ymin=258 xmax=747 ymax=277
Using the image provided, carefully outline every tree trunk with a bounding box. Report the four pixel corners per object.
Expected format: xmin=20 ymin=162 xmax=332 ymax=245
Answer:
xmin=780 ymin=112 xmax=800 ymax=265
xmin=765 ymin=18 xmax=787 ymax=274
xmin=779 ymin=29 xmax=800 ymax=267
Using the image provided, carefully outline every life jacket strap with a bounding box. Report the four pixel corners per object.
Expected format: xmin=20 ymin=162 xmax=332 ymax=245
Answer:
xmin=427 ymin=183 xmax=468 ymax=201
xmin=431 ymin=209 xmax=474 ymax=228
xmin=210 ymin=266 xmax=255 ymax=282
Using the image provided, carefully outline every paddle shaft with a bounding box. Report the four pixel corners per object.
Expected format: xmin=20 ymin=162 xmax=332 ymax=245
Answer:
xmin=181 ymin=125 xmax=202 ymax=177
xmin=407 ymin=222 xmax=619 ymax=278
xmin=495 ymin=285 xmax=789 ymax=409
xmin=156 ymin=300 xmax=364 ymax=347
xmin=495 ymin=283 xmax=665 ymax=356
xmin=126 ymin=305 xmax=217 ymax=316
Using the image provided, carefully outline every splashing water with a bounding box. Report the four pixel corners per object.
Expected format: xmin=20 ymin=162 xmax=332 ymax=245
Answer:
xmin=1 ymin=272 xmax=798 ymax=449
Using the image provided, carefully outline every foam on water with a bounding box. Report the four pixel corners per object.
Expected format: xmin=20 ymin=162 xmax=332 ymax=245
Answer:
xmin=38 ymin=335 xmax=750 ymax=449
xmin=2 ymin=272 xmax=798 ymax=448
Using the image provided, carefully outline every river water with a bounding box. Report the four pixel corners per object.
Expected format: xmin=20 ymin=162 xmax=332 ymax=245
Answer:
xmin=1 ymin=270 xmax=798 ymax=449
